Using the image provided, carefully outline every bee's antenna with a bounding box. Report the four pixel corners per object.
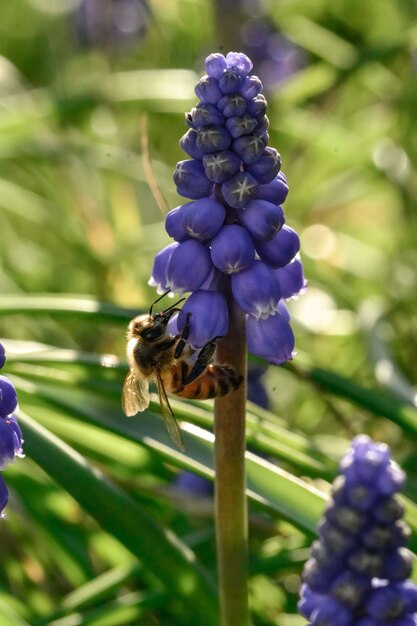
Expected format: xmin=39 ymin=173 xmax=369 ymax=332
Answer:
xmin=164 ymin=297 xmax=185 ymax=313
xmin=149 ymin=290 xmax=171 ymax=316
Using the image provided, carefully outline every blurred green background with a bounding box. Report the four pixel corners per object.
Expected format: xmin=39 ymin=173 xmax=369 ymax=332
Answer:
xmin=1 ymin=0 xmax=417 ymax=624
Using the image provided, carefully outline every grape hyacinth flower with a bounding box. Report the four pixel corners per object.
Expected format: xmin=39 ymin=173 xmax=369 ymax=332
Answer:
xmin=0 ymin=343 xmax=24 ymax=517
xmin=149 ymin=51 xmax=306 ymax=364
xmin=299 ymin=435 xmax=417 ymax=626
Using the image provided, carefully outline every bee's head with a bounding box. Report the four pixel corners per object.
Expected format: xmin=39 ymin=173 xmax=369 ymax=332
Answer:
xmin=128 ymin=296 xmax=185 ymax=342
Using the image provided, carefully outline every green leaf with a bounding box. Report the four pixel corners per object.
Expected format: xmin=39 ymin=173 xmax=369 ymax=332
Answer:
xmin=18 ymin=412 xmax=218 ymax=626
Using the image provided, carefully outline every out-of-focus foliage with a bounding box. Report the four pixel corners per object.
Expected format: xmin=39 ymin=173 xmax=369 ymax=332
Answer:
xmin=0 ymin=0 xmax=417 ymax=624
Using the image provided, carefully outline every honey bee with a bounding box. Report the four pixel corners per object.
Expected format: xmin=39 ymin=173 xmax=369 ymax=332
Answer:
xmin=122 ymin=292 xmax=243 ymax=450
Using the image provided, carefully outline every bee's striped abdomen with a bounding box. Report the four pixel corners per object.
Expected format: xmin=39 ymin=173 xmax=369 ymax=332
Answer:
xmin=167 ymin=364 xmax=242 ymax=400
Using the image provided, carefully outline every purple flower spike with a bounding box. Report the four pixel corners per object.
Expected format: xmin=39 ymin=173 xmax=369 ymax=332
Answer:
xmin=238 ymin=200 xmax=285 ymax=241
xmin=202 ymin=150 xmax=241 ymax=183
xmin=182 ymin=198 xmax=226 ymax=240
xmin=173 ymin=160 xmax=213 ymax=199
xmin=166 ymin=239 xmax=213 ymax=294
xmin=194 ymin=75 xmax=223 ymax=104
xmin=255 ymin=225 xmax=300 ymax=268
xmin=299 ymin=435 xmax=417 ymax=626
xmin=210 ymin=225 xmax=255 ymax=274
xmin=275 ymin=258 xmax=307 ymax=299
xmin=0 ymin=414 xmax=24 ymax=470
xmin=0 ymin=376 xmax=18 ymax=418
xmin=0 ymin=474 xmax=8 ymax=517
xmin=231 ymin=261 xmax=281 ymax=319
xmin=246 ymin=147 xmax=281 ymax=184
xmin=205 ymin=53 xmax=227 ymax=79
xmin=149 ymin=242 xmax=179 ymax=293
xmin=255 ymin=174 xmax=289 ymax=205
xmin=177 ymin=290 xmax=228 ymax=348
xmin=221 ymin=171 xmax=258 ymax=209
xmin=246 ymin=311 xmax=295 ymax=364
xmin=0 ymin=344 xmax=5 ymax=370
xmin=225 ymin=52 xmax=253 ymax=76
xmin=151 ymin=50 xmax=305 ymax=368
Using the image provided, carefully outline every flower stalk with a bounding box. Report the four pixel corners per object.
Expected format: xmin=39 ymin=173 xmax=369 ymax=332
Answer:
xmin=214 ymin=280 xmax=250 ymax=626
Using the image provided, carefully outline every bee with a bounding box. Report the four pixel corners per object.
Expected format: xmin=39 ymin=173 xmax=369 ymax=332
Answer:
xmin=122 ymin=292 xmax=243 ymax=450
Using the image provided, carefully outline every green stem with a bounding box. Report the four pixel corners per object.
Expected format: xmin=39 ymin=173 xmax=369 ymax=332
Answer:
xmin=214 ymin=282 xmax=250 ymax=626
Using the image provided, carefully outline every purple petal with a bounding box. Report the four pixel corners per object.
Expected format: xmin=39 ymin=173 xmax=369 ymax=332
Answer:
xmin=225 ymin=114 xmax=258 ymax=139
xmin=181 ymin=198 xmax=226 ymax=240
xmin=148 ymin=242 xmax=179 ymax=293
xmin=246 ymin=312 xmax=295 ymax=364
xmin=205 ymin=53 xmax=227 ymax=78
xmin=275 ymin=257 xmax=307 ymax=299
xmin=202 ymin=150 xmax=241 ymax=184
xmin=0 ymin=376 xmax=18 ymax=418
xmin=225 ymin=52 xmax=253 ymax=76
xmin=218 ymin=69 xmax=243 ymax=94
xmin=165 ymin=206 xmax=189 ymax=242
xmin=255 ymin=174 xmax=289 ymax=204
xmin=221 ymin=171 xmax=258 ymax=209
xmin=0 ymin=414 xmax=24 ymax=470
xmin=166 ymin=240 xmax=213 ymax=294
xmin=238 ymin=200 xmax=285 ymax=241
xmin=196 ymin=126 xmax=232 ymax=154
xmin=210 ymin=225 xmax=255 ymax=274
xmin=180 ymin=129 xmax=207 ymax=159
xmin=194 ymin=75 xmax=223 ymax=103
xmin=173 ymin=160 xmax=213 ymax=199
xmin=191 ymin=102 xmax=225 ymax=127
xmin=177 ymin=290 xmax=228 ymax=348
xmin=217 ymin=94 xmax=246 ymax=118
xmin=255 ymin=225 xmax=300 ymax=268
xmin=0 ymin=344 xmax=5 ymax=370
xmin=232 ymin=134 xmax=266 ymax=165
xmin=240 ymin=75 xmax=263 ymax=99
xmin=246 ymin=147 xmax=281 ymax=184
xmin=232 ymin=261 xmax=281 ymax=318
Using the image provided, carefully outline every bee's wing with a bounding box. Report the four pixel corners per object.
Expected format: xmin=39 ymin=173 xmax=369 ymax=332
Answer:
xmin=155 ymin=368 xmax=185 ymax=451
xmin=122 ymin=369 xmax=150 ymax=416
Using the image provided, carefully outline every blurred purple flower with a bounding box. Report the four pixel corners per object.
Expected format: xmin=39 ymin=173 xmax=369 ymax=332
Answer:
xmin=299 ymin=436 xmax=417 ymax=626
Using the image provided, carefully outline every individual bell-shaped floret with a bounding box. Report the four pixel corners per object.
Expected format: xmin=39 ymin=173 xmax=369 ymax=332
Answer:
xmin=238 ymin=199 xmax=285 ymax=241
xmin=255 ymin=225 xmax=300 ymax=268
xmin=166 ymin=239 xmax=213 ymax=294
xmin=173 ymin=160 xmax=213 ymax=199
xmin=0 ymin=414 xmax=24 ymax=470
xmin=218 ymin=69 xmax=243 ymax=94
xmin=177 ymin=290 xmax=229 ymax=348
xmin=246 ymin=147 xmax=281 ymax=184
xmin=191 ymin=102 xmax=225 ymax=127
xmin=0 ymin=343 xmax=5 ymax=370
xmin=180 ymin=129 xmax=209 ymax=160
xmin=225 ymin=51 xmax=253 ymax=77
xmin=210 ymin=225 xmax=255 ymax=274
xmin=232 ymin=134 xmax=266 ymax=165
xmin=217 ymin=94 xmax=247 ymax=118
xmin=221 ymin=171 xmax=258 ymax=209
xmin=166 ymin=199 xmax=226 ymax=242
xmin=196 ymin=125 xmax=232 ymax=154
xmin=194 ymin=75 xmax=223 ymax=104
xmin=255 ymin=172 xmax=289 ymax=205
xmin=202 ymin=150 xmax=241 ymax=183
xmin=148 ymin=243 xmax=179 ymax=293
xmin=225 ymin=114 xmax=258 ymax=139
xmin=246 ymin=311 xmax=295 ymax=365
xmin=231 ymin=261 xmax=281 ymax=319
xmin=0 ymin=376 xmax=18 ymax=418
xmin=205 ymin=53 xmax=228 ymax=79
xmin=275 ymin=257 xmax=307 ymax=299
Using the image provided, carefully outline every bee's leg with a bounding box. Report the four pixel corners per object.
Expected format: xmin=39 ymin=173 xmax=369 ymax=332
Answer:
xmin=184 ymin=338 xmax=217 ymax=385
xmin=154 ymin=337 xmax=177 ymax=353
xmin=174 ymin=313 xmax=192 ymax=359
